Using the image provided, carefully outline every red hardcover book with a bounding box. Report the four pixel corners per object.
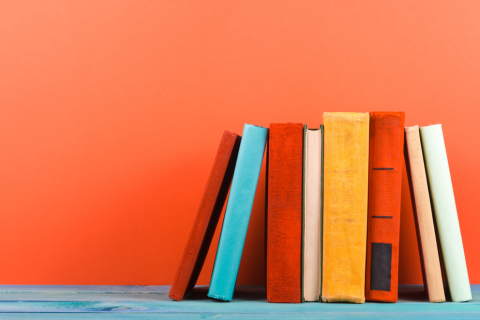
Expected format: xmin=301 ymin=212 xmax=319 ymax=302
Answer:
xmin=169 ymin=131 xmax=241 ymax=301
xmin=266 ymin=123 xmax=303 ymax=303
xmin=365 ymin=112 xmax=405 ymax=302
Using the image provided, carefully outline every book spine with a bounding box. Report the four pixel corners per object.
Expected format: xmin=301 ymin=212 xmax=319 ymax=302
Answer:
xmin=208 ymin=124 xmax=268 ymax=301
xmin=320 ymin=124 xmax=324 ymax=301
xmin=321 ymin=112 xmax=369 ymax=304
xmin=302 ymin=126 xmax=323 ymax=302
xmin=301 ymin=125 xmax=307 ymax=303
xmin=169 ymin=131 xmax=240 ymax=301
xmin=267 ymin=123 xmax=303 ymax=303
xmin=420 ymin=125 xmax=472 ymax=302
xmin=404 ymin=125 xmax=445 ymax=303
xmin=365 ymin=112 xmax=405 ymax=302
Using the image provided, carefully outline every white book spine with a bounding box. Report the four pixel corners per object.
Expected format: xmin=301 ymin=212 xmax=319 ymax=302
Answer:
xmin=420 ymin=124 xmax=471 ymax=302
xmin=303 ymin=127 xmax=322 ymax=301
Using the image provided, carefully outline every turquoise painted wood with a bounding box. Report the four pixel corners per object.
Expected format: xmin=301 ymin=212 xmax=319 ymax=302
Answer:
xmin=0 ymin=285 xmax=478 ymax=319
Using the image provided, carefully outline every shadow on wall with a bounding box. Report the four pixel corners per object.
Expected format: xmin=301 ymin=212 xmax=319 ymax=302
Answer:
xmin=399 ymin=156 xmax=423 ymax=285
xmin=236 ymin=156 xmax=267 ymax=285
xmin=198 ymin=153 xmax=267 ymax=286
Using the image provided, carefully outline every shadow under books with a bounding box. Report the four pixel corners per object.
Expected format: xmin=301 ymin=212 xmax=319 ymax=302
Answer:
xmin=183 ymin=285 xmax=431 ymax=303
xmin=184 ymin=285 xmax=267 ymax=301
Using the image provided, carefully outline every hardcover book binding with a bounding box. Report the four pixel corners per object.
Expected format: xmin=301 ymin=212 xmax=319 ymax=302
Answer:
xmin=302 ymin=125 xmax=324 ymax=302
xmin=208 ymin=124 xmax=268 ymax=301
xmin=266 ymin=123 xmax=303 ymax=303
xmin=420 ymin=124 xmax=472 ymax=302
xmin=321 ymin=112 xmax=369 ymax=304
xmin=404 ymin=125 xmax=445 ymax=303
xmin=365 ymin=112 xmax=405 ymax=302
xmin=169 ymin=131 xmax=241 ymax=301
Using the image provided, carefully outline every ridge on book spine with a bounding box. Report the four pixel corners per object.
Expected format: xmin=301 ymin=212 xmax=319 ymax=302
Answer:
xmin=365 ymin=112 xmax=405 ymax=303
xmin=208 ymin=124 xmax=268 ymax=302
xmin=267 ymin=123 xmax=303 ymax=303
xmin=321 ymin=112 xmax=369 ymax=304
xmin=302 ymin=125 xmax=323 ymax=302
xmin=404 ymin=125 xmax=445 ymax=303
xmin=420 ymin=124 xmax=472 ymax=302
xmin=169 ymin=131 xmax=241 ymax=301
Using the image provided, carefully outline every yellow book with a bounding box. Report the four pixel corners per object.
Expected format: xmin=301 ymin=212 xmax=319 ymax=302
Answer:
xmin=321 ymin=112 xmax=369 ymax=303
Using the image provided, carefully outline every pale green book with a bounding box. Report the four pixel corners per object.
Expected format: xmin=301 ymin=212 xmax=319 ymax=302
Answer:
xmin=420 ymin=124 xmax=471 ymax=302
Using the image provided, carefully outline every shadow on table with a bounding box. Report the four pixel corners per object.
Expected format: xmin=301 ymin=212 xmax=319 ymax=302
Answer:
xmin=398 ymin=285 xmax=429 ymax=302
xmin=184 ymin=285 xmax=267 ymax=301
xmin=185 ymin=285 xmax=433 ymax=303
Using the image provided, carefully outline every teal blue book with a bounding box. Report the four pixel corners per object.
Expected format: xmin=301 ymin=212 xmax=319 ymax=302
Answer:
xmin=207 ymin=123 xmax=268 ymax=301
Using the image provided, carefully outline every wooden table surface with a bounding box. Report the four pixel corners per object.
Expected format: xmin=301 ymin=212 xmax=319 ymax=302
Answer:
xmin=0 ymin=285 xmax=478 ymax=319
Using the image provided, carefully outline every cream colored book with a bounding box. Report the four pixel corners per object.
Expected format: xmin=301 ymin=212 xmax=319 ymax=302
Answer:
xmin=404 ymin=126 xmax=445 ymax=303
xmin=420 ymin=124 xmax=471 ymax=302
xmin=302 ymin=125 xmax=323 ymax=302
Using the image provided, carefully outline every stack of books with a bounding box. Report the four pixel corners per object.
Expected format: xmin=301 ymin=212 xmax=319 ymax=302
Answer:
xmin=169 ymin=112 xmax=471 ymax=304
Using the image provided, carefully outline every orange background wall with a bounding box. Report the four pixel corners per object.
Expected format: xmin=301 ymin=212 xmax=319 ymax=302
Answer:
xmin=1 ymin=1 xmax=479 ymax=285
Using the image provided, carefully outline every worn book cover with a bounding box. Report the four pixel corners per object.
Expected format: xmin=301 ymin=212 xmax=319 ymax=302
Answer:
xmin=404 ymin=125 xmax=445 ymax=303
xmin=208 ymin=124 xmax=268 ymax=302
xmin=169 ymin=131 xmax=241 ymax=301
xmin=321 ymin=112 xmax=369 ymax=303
xmin=365 ymin=112 xmax=405 ymax=302
xmin=266 ymin=123 xmax=303 ymax=303
xmin=302 ymin=125 xmax=324 ymax=302
xmin=420 ymin=124 xmax=471 ymax=302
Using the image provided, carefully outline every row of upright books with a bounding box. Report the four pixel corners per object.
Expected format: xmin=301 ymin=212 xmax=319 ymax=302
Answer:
xmin=169 ymin=112 xmax=471 ymax=304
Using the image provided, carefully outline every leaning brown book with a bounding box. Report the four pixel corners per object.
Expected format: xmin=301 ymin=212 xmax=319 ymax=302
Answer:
xmin=169 ymin=131 xmax=241 ymax=301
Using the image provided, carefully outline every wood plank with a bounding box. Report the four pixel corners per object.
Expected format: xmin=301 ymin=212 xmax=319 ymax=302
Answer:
xmin=0 ymin=285 xmax=477 ymax=319
xmin=3 ymin=314 xmax=480 ymax=320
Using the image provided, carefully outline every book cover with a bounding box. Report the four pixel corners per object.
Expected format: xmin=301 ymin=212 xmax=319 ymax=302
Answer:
xmin=365 ymin=112 xmax=405 ymax=302
xmin=207 ymin=124 xmax=268 ymax=301
xmin=321 ymin=112 xmax=369 ymax=304
xmin=169 ymin=131 xmax=241 ymax=301
xmin=404 ymin=125 xmax=445 ymax=303
xmin=420 ymin=124 xmax=472 ymax=302
xmin=266 ymin=123 xmax=303 ymax=303
xmin=302 ymin=125 xmax=324 ymax=302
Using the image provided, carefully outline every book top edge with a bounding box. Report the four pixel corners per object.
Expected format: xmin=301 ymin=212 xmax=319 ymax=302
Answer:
xmin=323 ymin=112 xmax=369 ymax=122
xmin=405 ymin=125 xmax=419 ymax=131
xmin=244 ymin=123 xmax=268 ymax=130
xmin=270 ymin=123 xmax=304 ymax=127
xmin=304 ymin=124 xmax=322 ymax=131
xmin=223 ymin=130 xmax=240 ymax=138
xmin=323 ymin=112 xmax=369 ymax=116
xmin=369 ymin=111 xmax=405 ymax=116
xmin=369 ymin=111 xmax=405 ymax=121
xmin=420 ymin=124 xmax=442 ymax=130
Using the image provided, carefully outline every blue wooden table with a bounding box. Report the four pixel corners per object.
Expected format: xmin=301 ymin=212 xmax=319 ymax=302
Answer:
xmin=0 ymin=285 xmax=478 ymax=319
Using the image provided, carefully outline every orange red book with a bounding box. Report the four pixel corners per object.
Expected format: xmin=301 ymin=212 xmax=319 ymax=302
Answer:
xmin=365 ymin=112 xmax=405 ymax=302
xmin=266 ymin=123 xmax=303 ymax=303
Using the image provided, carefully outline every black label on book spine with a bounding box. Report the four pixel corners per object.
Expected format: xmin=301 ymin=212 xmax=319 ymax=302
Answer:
xmin=370 ymin=243 xmax=392 ymax=291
